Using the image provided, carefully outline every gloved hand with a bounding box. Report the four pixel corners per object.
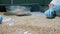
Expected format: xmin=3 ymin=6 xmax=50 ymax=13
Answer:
xmin=0 ymin=16 xmax=3 ymax=24
xmin=44 ymin=8 xmax=55 ymax=17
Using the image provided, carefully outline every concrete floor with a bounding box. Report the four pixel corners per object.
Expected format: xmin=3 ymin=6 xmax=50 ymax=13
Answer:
xmin=0 ymin=12 xmax=60 ymax=34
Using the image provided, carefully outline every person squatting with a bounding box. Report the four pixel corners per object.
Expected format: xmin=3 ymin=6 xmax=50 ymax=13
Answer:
xmin=44 ymin=0 xmax=60 ymax=18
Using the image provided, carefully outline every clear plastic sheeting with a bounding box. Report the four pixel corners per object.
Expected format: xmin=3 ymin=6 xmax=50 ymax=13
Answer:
xmin=2 ymin=16 xmax=15 ymax=26
xmin=2 ymin=17 xmax=12 ymax=22
xmin=6 ymin=6 xmax=31 ymax=15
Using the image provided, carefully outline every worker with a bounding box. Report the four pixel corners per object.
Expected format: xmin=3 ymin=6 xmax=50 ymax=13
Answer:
xmin=44 ymin=0 xmax=60 ymax=18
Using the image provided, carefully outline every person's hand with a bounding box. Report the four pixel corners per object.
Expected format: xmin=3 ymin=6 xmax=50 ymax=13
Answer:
xmin=44 ymin=8 xmax=55 ymax=17
xmin=49 ymin=3 xmax=54 ymax=8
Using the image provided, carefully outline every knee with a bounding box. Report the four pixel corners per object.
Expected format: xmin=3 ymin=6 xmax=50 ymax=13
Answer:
xmin=53 ymin=5 xmax=60 ymax=11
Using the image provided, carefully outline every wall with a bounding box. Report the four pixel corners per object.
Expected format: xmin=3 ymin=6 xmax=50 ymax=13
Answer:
xmin=0 ymin=0 xmax=51 ymax=5
xmin=0 ymin=0 xmax=51 ymax=12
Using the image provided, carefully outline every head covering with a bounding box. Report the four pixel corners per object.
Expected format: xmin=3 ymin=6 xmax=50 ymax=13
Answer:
xmin=50 ymin=0 xmax=60 ymax=5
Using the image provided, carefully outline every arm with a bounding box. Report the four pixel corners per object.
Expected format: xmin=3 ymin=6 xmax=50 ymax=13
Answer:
xmin=49 ymin=0 xmax=58 ymax=8
xmin=49 ymin=3 xmax=54 ymax=8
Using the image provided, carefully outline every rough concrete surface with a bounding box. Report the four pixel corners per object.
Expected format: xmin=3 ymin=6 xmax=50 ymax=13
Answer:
xmin=0 ymin=12 xmax=60 ymax=34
